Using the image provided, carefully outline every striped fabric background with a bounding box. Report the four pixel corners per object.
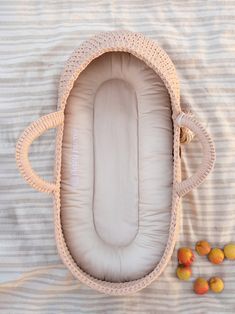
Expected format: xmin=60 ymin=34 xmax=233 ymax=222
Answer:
xmin=0 ymin=1 xmax=235 ymax=313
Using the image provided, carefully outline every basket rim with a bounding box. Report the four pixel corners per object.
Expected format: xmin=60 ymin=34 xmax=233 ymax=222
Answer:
xmin=53 ymin=30 xmax=182 ymax=295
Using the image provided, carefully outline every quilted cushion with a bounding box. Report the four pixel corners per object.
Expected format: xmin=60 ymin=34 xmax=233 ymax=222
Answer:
xmin=60 ymin=51 xmax=173 ymax=282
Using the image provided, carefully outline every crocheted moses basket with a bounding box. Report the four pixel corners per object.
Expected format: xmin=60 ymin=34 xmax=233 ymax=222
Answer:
xmin=15 ymin=30 xmax=216 ymax=295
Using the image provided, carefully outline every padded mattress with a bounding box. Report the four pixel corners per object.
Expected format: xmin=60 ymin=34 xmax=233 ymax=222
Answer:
xmin=60 ymin=51 xmax=173 ymax=282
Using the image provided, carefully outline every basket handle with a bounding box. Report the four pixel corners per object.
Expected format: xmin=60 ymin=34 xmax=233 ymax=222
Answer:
xmin=175 ymin=112 xmax=216 ymax=197
xmin=15 ymin=111 xmax=64 ymax=193
xmin=16 ymin=110 xmax=215 ymax=196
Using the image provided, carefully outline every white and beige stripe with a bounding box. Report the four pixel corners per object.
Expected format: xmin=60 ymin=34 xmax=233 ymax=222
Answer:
xmin=0 ymin=0 xmax=235 ymax=313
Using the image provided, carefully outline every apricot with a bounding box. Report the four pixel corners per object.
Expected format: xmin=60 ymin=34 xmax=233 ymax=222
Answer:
xmin=177 ymin=247 xmax=195 ymax=266
xmin=208 ymin=248 xmax=224 ymax=264
xmin=195 ymin=240 xmax=211 ymax=256
xmin=193 ymin=277 xmax=209 ymax=295
xmin=209 ymin=277 xmax=224 ymax=293
xmin=176 ymin=265 xmax=192 ymax=281
xmin=224 ymin=243 xmax=235 ymax=260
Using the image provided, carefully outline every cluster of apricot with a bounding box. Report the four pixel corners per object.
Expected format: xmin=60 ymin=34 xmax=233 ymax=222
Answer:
xmin=176 ymin=241 xmax=235 ymax=295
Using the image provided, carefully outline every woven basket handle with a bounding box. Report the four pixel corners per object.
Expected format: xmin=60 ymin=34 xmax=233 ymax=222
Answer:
xmin=15 ymin=111 xmax=64 ymax=193
xmin=16 ymin=110 xmax=215 ymax=196
xmin=175 ymin=112 xmax=216 ymax=197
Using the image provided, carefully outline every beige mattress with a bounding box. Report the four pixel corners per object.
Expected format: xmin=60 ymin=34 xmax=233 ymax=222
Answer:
xmin=61 ymin=51 xmax=172 ymax=282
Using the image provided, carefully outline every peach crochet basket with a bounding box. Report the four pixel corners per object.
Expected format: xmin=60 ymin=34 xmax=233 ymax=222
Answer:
xmin=15 ymin=30 xmax=216 ymax=295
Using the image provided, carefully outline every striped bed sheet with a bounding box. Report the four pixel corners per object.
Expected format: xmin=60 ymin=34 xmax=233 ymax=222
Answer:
xmin=0 ymin=1 xmax=235 ymax=313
